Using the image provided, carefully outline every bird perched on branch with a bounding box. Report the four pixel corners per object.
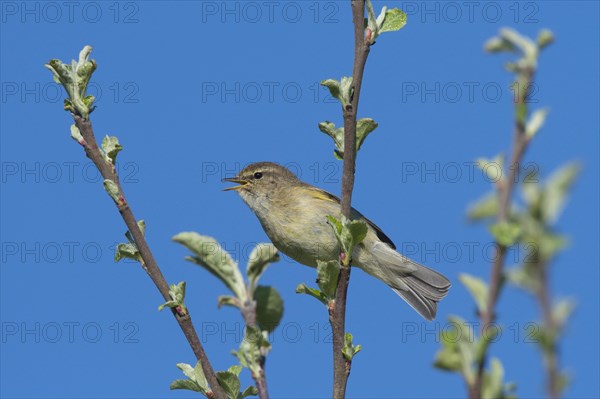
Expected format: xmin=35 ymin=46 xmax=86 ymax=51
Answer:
xmin=224 ymin=162 xmax=450 ymax=320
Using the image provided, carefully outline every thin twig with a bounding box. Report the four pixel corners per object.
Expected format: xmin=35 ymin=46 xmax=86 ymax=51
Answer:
xmin=73 ymin=115 xmax=226 ymax=399
xmin=330 ymin=1 xmax=371 ymax=398
xmin=535 ymin=259 xmax=560 ymax=399
xmin=241 ymin=301 xmax=269 ymax=399
xmin=470 ymin=67 xmax=534 ymax=399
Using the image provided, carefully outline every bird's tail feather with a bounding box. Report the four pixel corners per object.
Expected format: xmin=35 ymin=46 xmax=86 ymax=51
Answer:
xmin=366 ymin=243 xmax=451 ymax=321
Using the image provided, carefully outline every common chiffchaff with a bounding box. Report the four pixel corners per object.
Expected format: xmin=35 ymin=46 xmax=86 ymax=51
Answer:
xmin=224 ymin=162 xmax=450 ymax=320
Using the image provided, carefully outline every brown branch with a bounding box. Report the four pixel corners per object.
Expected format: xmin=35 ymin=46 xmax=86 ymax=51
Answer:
xmin=330 ymin=1 xmax=371 ymax=398
xmin=469 ymin=68 xmax=535 ymax=399
xmin=73 ymin=115 xmax=226 ymax=399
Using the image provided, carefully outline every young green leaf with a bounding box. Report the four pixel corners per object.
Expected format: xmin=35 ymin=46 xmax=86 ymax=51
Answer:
xmin=552 ymin=298 xmax=575 ymax=330
xmin=538 ymin=231 xmax=568 ymax=261
xmin=169 ymin=379 xmax=203 ymax=392
xmin=254 ymin=285 xmax=284 ymax=332
xmin=157 ymin=300 xmax=178 ymax=312
xmin=173 ymin=232 xmax=246 ymax=300
xmin=505 ymin=265 xmax=539 ymax=294
xmin=522 ymin=178 xmax=542 ymax=210
xmin=340 ymin=76 xmax=353 ymax=105
xmin=525 ymin=108 xmax=549 ymax=139
xmin=467 ymin=192 xmax=499 ymax=220
xmin=356 ymin=118 xmax=378 ymax=152
xmin=489 ymin=221 xmax=522 ymax=247
xmin=319 ymin=119 xmax=378 ymax=159
xmin=137 ymin=220 xmax=146 ymax=236
xmin=528 ymin=323 xmax=554 ymax=353
xmin=321 ymin=77 xmax=353 ymax=108
xmin=379 ymin=8 xmax=407 ymax=33
xmin=476 ymin=155 xmax=504 ymax=183
xmin=459 ymin=274 xmax=489 ymax=315
xmin=318 ymin=121 xmax=345 ymax=159
xmin=214 ymin=365 xmax=255 ymax=399
xmin=217 ymin=295 xmax=241 ymax=309
xmin=103 ymin=179 xmax=120 ymax=204
xmin=481 ymin=358 xmax=511 ymax=399
xmin=342 ymin=332 xmax=362 ymax=361
xmin=326 ymin=215 xmax=368 ymax=265
xmin=114 ymin=242 xmax=140 ymax=262
xmin=158 ymin=281 xmax=187 ymax=315
xmin=227 ymin=364 xmax=243 ymax=377
xmin=365 ymin=0 xmax=378 ymax=37
xmin=484 ymin=36 xmax=516 ymax=53
xmin=241 ymin=385 xmax=259 ymax=398
xmin=70 ymin=124 xmax=85 ymax=145
xmin=295 ymin=283 xmax=328 ymax=305
xmin=44 ymin=45 xmax=97 ymax=118
xmin=233 ymin=326 xmax=271 ymax=375
xmin=433 ymin=344 xmax=463 ymax=373
xmin=321 ymin=79 xmax=342 ymax=104
xmin=114 ymin=220 xmax=145 ymax=263
xmin=536 ymin=29 xmax=555 ymax=50
xmin=246 ymin=243 xmax=279 ymax=294
xmin=170 ymin=361 xmax=209 ymax=394
xmin=434 ymin=317 xmax=467 ymax=373
xmin=101 ymin=135 xmax=123 ymax=165
xmin=541 ymin=162 xmax=580 ymax=224
xmin=216 ymin=370 xmax=241 ymax=399
xmin=499 ymin=28 xmax=538 ymax=66
xmin=316 ymin=260 xmax=340 ymax=299
xmin=433 ymin=316 xmax=477 ymax=384
xmin=344 ymin=217 xmax=368 ymax=255
xmin=365 ymin=0 xmax=406 ymax=43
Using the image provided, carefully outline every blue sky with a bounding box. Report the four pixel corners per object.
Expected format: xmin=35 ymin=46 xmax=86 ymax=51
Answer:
xmin=1 ymin=1 xmax=598 ymax=398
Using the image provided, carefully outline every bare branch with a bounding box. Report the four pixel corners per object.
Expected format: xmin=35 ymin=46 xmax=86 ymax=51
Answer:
xmin=330 ymin=1 xmax=372 ymax=398
xmin=469 ymin=67 xmax=535 ymax=399
xmin=73 ymin=115 xmax=227 ymax=399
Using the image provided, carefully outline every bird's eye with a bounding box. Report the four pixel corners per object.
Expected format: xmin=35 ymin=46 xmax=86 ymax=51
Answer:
xmin=253 ymin=172 xmax=263 ymax=179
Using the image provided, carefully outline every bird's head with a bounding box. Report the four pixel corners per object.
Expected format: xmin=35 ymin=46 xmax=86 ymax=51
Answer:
xmin=222 ymin=162 xmax=301 ymax=207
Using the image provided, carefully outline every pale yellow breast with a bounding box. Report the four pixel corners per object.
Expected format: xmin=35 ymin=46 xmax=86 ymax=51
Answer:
xmin=256 ymin=188 xmax=340 ymax=267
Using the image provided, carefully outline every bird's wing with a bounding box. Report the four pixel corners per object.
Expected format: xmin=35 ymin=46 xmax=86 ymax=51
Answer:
xmin=305 ymin=185 xmax=397 ymax=250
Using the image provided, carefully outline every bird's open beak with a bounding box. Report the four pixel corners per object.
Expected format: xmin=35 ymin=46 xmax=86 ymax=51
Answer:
xmin=222 ymin=176 xmax=248 ymax=191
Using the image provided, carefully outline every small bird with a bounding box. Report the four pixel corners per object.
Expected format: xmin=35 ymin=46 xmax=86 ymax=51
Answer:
xmin=224 ymin=162 xmax=450 ymax=320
